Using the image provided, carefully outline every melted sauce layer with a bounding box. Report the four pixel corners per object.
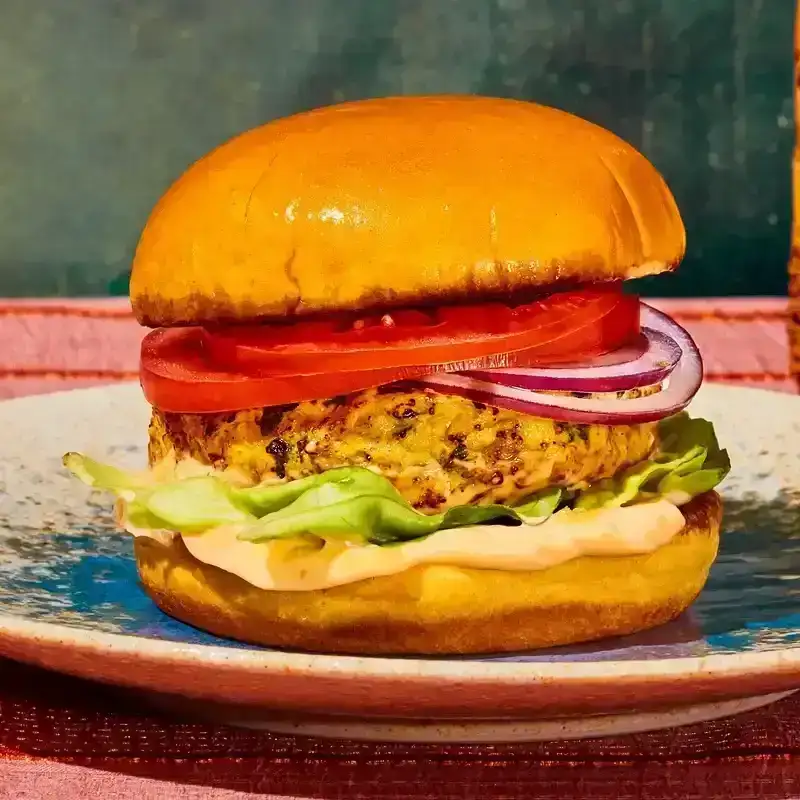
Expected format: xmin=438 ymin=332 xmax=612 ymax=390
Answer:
xmin=172 ymin=501 xmax=685 ymax=591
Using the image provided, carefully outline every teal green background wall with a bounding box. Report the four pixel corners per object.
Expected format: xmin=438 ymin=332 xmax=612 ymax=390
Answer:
xmin=0 ymin=0 xmax=794 ymax=297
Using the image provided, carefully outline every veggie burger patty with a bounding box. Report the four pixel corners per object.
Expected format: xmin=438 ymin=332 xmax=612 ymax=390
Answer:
xmin=149 ymin=388 xmax=657 ymax=513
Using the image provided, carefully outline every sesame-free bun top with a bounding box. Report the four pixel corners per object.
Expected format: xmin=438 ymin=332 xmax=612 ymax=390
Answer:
xmin=130 ymin=95 xmax=685 ymax=327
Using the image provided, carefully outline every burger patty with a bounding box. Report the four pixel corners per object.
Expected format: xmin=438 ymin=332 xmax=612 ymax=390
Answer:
xmin=148 ymin=389 xmax=657 ymax=514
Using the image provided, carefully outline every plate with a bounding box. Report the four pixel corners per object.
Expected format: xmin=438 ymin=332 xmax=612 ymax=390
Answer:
xmin=1 ymin=382 xmax=800 ymax=742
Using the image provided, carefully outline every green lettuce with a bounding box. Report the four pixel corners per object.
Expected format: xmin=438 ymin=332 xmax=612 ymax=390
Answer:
xmin=238 ymin=482 xmax=562 ymax=545
xmin=574 ymin=413 xmax=730 ymax=510
xmin=62 ymin=412 xmax=729 ymax=546
xmin=64 ymin=455 xmax=562 ymax=545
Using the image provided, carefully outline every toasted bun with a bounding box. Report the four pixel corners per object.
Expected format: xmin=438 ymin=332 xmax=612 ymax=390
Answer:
xmin=130 ymin=96 xmax=685 ymax=327
xmin=134 ymin=492 xmax=720 ymax=655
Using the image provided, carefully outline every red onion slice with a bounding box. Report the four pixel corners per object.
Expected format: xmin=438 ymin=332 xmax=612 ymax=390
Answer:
xmin=464 ymin=318 xmax=681 ymax=393
xmin=418 ymin=307 xmax=703 ymax=424
xmin=534 ymin=335 xmax=649 ymax=369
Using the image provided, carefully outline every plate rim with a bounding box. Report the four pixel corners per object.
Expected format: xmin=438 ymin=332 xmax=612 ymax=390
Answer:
xmin=2 ymin=612 xmax=800 ymax=683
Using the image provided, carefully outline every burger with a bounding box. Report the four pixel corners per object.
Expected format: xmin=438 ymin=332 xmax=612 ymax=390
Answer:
xmin=64 ymin=95 xmax=729 ymax=655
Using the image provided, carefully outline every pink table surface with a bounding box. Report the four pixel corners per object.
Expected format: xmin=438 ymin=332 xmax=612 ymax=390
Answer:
xmin=0 ymin=296 xmax=796 ymax=799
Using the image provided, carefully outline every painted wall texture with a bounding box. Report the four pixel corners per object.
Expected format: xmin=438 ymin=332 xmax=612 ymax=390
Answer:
xmin=0 ymin=0 xmax=793 ymax=297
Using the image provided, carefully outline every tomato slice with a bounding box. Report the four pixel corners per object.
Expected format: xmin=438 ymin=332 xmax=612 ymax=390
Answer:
xmin=141 ymin=328 xmax=440 ymax=413
xmin=201 ymin=287 xmax=640 ymax=375
xmin=141 ymin=288 xmax=641 ymax=414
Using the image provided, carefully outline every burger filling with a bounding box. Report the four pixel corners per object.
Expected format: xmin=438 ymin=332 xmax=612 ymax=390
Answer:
xmin=148 ymin=388 xmax=658 ymax=513
xmin=64 ymin=402 xmax=728 ymax=590
xmin=62 ymin=289 xmax=730 ymax=592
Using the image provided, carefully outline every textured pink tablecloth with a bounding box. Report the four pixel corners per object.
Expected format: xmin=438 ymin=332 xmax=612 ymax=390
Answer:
xmin=0 ymin=296 xmax=796 ymax=800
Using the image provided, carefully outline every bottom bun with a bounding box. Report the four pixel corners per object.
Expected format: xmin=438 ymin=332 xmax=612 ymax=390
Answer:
xmin=134 ymin=492 xmax=722 ymax=655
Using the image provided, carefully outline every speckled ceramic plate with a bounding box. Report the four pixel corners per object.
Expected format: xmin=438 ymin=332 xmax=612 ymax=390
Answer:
xmin=1 ymin=382 xmax=800 ymax=742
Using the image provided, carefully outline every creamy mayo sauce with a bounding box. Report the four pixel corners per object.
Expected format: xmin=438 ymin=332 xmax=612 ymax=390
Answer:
xmin=169 ymin=501 xmax=685 ymax=592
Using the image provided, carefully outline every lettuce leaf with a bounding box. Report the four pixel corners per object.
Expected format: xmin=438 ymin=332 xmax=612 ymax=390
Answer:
xmin=237 ymin=484 xmax=562 ymax=544
xmin=62 ymin=412 xmax=729 ymax=545
xmin=574 ymin=413 xmax=730 ymax=511
xmin=63 ymin=454 xmax=254 ymax=532
xmin=228 ymin=467 xmax=407 ymax=515
xmin=64 ymin=455 xmax=562 ymax=545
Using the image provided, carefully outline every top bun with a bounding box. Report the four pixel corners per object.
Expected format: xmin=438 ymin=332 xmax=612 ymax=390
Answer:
xmin=130 ymin=96 xmax=685 ymax=327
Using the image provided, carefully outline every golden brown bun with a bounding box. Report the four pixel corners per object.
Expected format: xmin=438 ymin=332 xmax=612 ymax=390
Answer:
xmin=134 ymin=492 xmax=720 ymax=655
xmin=130 ymin=95 xmax=685 ymax=327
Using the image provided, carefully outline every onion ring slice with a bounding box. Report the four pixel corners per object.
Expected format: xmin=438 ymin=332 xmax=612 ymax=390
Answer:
xmin=417 ymin=307 xmax=702 ymax=424
xmin=464 ymin=307 xmax=683 ymax=393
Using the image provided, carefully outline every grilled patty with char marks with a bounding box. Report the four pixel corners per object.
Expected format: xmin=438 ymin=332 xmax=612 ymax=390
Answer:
xmin=148 ymin=388 xmax=657 ymax=514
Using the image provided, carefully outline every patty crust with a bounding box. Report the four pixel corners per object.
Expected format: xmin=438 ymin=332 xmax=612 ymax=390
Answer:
xmin=149 ymin=388 xmax=657 ymax=513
